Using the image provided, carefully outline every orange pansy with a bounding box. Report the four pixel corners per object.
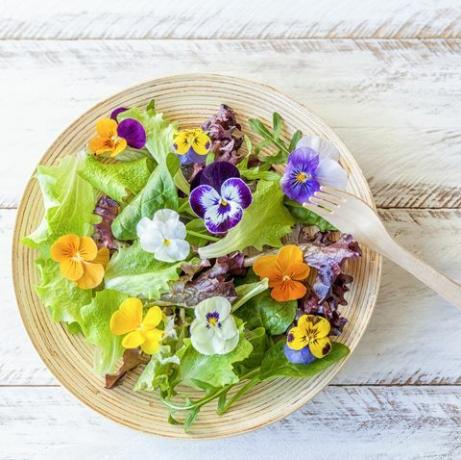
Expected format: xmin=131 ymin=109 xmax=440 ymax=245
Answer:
xmin=88 ymin=118 xmax=127 ymax=157
xmin=253 ymin=244 xmax=309 ymax=302
xmin=51 ymin=234 xmax=108 ymax=289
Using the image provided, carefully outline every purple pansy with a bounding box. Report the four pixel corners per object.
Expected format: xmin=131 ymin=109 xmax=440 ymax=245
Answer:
xmin=281 ymin=136 xmax=348 ymax=204
xmin=117 ymin=118 xmax=146 ymax=149
xmin=110 ymin=107 xmax=128 ymax=121
xmin=189 ymin=162 xmax=252 ymax=234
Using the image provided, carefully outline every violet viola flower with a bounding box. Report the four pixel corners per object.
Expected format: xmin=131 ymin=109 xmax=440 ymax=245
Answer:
xmin=117 ymin=119 xmax=147 ymax=149
xmin=189 ymin=162 xmax=252 ymax=234
xmin=281 ymin=136 xmax=348 ymax=204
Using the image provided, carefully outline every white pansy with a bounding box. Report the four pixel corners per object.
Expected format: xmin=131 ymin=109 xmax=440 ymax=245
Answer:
xmin=190 ymin=297 xmax=240 ymax=356
xmin=136 ymin=209 xmax=190 ymax=263
xmin=297 ymin=135 xmax=347 ymax=189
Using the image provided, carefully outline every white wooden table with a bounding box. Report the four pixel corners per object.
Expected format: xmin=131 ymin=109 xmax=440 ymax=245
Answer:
xmin=1 ymin=1 xmax=461 ymax=458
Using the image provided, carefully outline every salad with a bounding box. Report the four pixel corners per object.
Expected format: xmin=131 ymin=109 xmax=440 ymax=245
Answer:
xmin=23 ymin=101 xmax=360 ymax=431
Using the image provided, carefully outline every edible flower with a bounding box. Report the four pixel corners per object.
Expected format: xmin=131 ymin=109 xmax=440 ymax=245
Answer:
xmin=51 ymin=234 xmax=109 ymax=289
xmin=190 ymin=297 xmax=240 ymax=355
xmin=89 ymin=117 xmax=146 ymax=156
xmin=281 ymin=136 xmax=347 ymax=204
xmin=173 ymin=128 xmax=211 ymax=164
xmin=110 ymin=298 xmax=164 ymax=354
xmin=136 ymin=209 xmax=190 ymax=263
xmin=189 ymin=161 xmax=252 ymax=234
xmin=286 ymin=314 xmax=332 ymax=359
xmin=253 ymin=244 xmax=309 ymax=302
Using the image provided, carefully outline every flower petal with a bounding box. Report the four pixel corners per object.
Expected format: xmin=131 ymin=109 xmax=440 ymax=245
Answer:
xmin=215 ymin=316 xmax=238 ymax=340
xmin=189 ymin=184 xmax=220 ymax=218
xmin=77 ymin=262 xmax=104 ymax=289
xmin=122 ymin=330 xmax=145 ymax=349
xmin=78 ymin=236 xmax=98 ymax=261
xmin=271 ymin=280 xmax=307 ymax=302
xmin=309 ymin=337 xmax=332 ymax=359
xmin=316 ymin=156 xmax=348 ymax=190
xmin=153 ymin=209 xmax=180 ymax=225
xmin=138 ymin=228 xmax=164 ymax=254
xmin=136 ymin=216 xmax=155 ymax=236
xmin=277 ymin=244 xmax=304 ymax=272
xmin=286 ymin=326 xmax=308 ymax=350
xmin=110 ymin=298 xmax=143 ymax=336
xmin=290 ymin=262 xmax=310 ymax=281
xmin=221 ymin=177 xmax=252 ymax=210
xmin=154 ymin=238 xmax=190 ymax=262
xmin=141 ymin=329 xmax=163 ymax=354
xmin=93 ymin=247 xmax=110 ymax=267
xmin=284 ymin=344 xmax=316 ymax=364
xmin=96 ymin=118 xmax=117 ymax=138
xmin=191 ymin=129 xmax=211 ymax=155
xmin=297 ymin=136 xmax=340 ymax=161
xmin=195 ymin=296 xmax=231 ymax=320
xmin=60 ymin=258 xmax=84 ymax=281
xmin=88 ymin=136 xmax=111 ymax=155
xmin=252 ymin=254 xmax=279 ymax=280
xmin=110 ymin=107 xmax=128 ymax=121
xmin=191 ymin=161 xmax=240 ymax=192
xmin=117 ymin=118 xmax=146 ymax=149
xmin=142 ymin=306 xmax=163 ymax=330
xmin=190 ymin=318 xmax=215 ymax=341
xmin=162 ymin=219 xmax=187 ymax=240
xmin=50 ymin=234 xmax=80 ymax=262
xmin=110 ymin=138 xmax=127 ymax=157
xmin=204 ymin=201 xmax=243 ymax=234
xmin=311 ymin=315 xmax=331 ymax=338
xmin=173 ymin=131 xmax=191 ymax=155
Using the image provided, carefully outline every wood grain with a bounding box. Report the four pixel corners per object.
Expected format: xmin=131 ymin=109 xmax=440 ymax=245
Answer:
xmin=0 ymin=0 xmax=459 ymax=39
xmin=1 ymin=386 xmax=461 ymax=460
xmin=3 ymin=208 xmax=461 ymax=386
xmin=0 ymin=40 xmax=460 ymax=208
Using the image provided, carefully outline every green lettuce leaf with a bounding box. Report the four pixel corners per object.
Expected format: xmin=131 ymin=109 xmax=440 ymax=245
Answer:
xmin=235 ymin=290 xmax=297 ymax=335
xmin=134 ymin=345 xmax=179 ymax=393
xmin=174 ymin=334 xmax=253 ymax=389
xmin=78 ymin=155 xmax=153 ymax=204
xmin=111 ymin=154 xmax=179 ymax=240
xmin=35 ymin=257 xmax=93 ymax=324
xmin=23 ymin=154 xmax=99 ymax=248
xmin=104 ymin=242 xmax=182 ymax=299
xmin=284 ymin=199 xmax=336 ymax=232
xmin=232 ymin=278 xmax=269 ymax=312
xmin=259 ymin=340 xmax=350 ymax=380
xmin=236 ymin=327 xmax=267 ymax=372
xmin=80 ymin=289 xmax=128 ymax=375
xmin=198 ymin=180 xmax=294 ymax=259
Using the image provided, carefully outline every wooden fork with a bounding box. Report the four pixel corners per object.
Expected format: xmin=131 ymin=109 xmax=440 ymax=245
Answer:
xmin=304 ymin=185 xmax=461 ymax=309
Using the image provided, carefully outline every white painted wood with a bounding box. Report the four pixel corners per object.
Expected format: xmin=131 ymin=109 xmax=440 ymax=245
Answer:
xmin=0 ymin=0 xmax=459 ymax=39
xmin=0 ymin=40 xmax=460 ymax=208
xmin=4 ymin=208 xmax=461 ymax=386
xmin=1 ymin=386 xmax=461 ymax=460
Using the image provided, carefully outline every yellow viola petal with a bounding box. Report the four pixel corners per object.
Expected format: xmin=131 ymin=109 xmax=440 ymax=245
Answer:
xmin=309 ymin=337 xmax=332 ymax=359
xmin=191 ymin=129 xmax=211 ymax=155
xmin=286 ymin=326 xmax=308 ymax=350
xmin=297 ymin=314 xmax=314 ymax=330
xmin=78 ymin=236 xmax=98 ymax=261
xmin=96 ymin=118 xmax=117 ymax=138
xmin=110 ymin=298 xmax=143 ymax=336
xmin=173 ymin=131 xmax=192 ymax=155
xmin=60 ymin=258 xmax=84 ymax=281
xmin=141 ymin=329 xmax=163 ymax=354
xmin=142 ymin=306 xmax=163 ymax=330
xmin=93 ymin=247 xmax=110 ymax=267
xmin=311 ymin=315 xmax=331 ymax=339
xmin=110 ymin=137 xmax=127 ymax=157
xmin=50 ymin=234 xmax=80 ymax=262
xmin=89 ymin=136 xmax=111 ymax=155
xmin=122 ymin=330 xmax=145 ymax=349
xmin=76 ymin=262 xmax=104 ymax=290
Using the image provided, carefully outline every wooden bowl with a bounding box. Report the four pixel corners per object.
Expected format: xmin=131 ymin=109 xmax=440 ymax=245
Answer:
xmin=12 ymin=74 xmax=382 ymax=439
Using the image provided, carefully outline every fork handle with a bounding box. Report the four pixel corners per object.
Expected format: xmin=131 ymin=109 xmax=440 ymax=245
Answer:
xmin=379 ymin=237 xmax=461 ymax=309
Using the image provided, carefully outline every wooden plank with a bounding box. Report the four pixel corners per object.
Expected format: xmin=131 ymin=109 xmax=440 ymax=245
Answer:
xmin=0 ymin=0 xmax=459 ymax=40
xmin=4 ymin=208 xmax=461 ymax=386
xmin=0 ymin=40 xmax=460 ymax=208
xmin=1 ymin=385 xmax=461 ymax=459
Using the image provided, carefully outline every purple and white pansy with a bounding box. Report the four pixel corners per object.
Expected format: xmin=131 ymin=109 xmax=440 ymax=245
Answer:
xmin=281 ymin=136 xmax=348 ymax=204
xmin=189 ymin=162 xmax=252 ymax=234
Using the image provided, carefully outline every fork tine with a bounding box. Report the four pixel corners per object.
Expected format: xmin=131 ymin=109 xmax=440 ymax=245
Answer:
xmin=302 ymin=203 xmax=331 ymax=220
xmin=314 ymin=190 xmax=344 ymax=205
xmin=309 ymin=195 xmax=337 ymax=211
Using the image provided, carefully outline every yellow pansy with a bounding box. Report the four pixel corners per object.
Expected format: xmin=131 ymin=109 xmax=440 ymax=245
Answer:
xmin=110 ymin=298 xmax=164 ymax=355
xmin=173 ymin=128 xmax=211 ymax=156
xmin=286 ymin=314 xmax=332 ymax=358
xmin=88 ymin=118 xmax=127 ymax=157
